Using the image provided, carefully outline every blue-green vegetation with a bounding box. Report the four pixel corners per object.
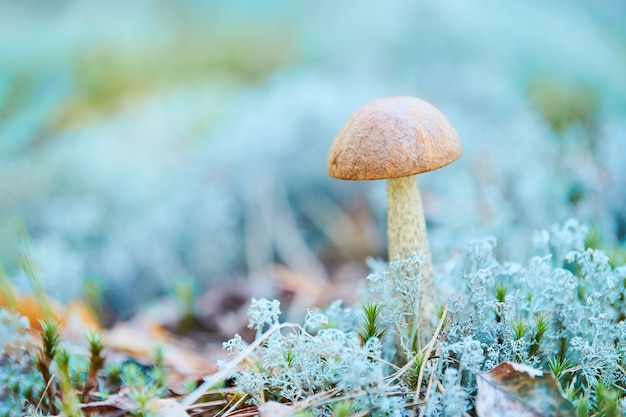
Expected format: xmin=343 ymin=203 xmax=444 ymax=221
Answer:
xmin=218 ymin=220 xmax=626 ymax=416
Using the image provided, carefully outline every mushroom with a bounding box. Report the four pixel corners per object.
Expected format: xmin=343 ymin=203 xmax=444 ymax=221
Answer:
xmin=327 ymin=96 xmax=461 ymax=330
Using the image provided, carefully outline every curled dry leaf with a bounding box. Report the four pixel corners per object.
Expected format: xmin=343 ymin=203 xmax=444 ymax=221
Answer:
xmin=148 ymin=398 xmax=190 ymax=417
xmin=105 ymin=318 xmax=216 ymax=374
xmin=475 ymin=361 xmax=576 ymax=417
xmin=82 ymin=391 xmax=190 ymax=417
xmin=0 ymin=288 xmax=99 ymax=332
xmin=81 ymin=387 xmax=136 ymax=416
xmin=258 ymin=401 xmax=294 ymax=417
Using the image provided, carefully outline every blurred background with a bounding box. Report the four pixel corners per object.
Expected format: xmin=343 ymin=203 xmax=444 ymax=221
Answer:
xmin=1 ymin=0 xmax=625 ymax=330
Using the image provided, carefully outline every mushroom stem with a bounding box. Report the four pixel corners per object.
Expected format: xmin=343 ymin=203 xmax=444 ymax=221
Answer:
xmin=387 ymin=176 xmax=429 ymax=261
xmin=386 ymin=176 xmax=436 ymax=336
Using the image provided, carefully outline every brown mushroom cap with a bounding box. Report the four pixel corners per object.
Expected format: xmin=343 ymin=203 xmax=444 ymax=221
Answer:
xmin=328 ymin=96 xmax=461 ymax=180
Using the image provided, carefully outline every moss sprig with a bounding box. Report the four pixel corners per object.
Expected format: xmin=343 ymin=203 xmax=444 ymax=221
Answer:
xmin=357 ymin=301 xmax=387 ymax=346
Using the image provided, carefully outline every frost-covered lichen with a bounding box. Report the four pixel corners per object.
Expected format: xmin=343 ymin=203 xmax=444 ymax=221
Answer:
xmin=0 ymin=311 xmax=41 ymax=417
xmin=224 ymin=220 xmax=626 ymax=416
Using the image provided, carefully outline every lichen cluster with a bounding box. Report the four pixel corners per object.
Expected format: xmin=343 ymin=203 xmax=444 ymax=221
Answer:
xmin=220 ymin=220 xmax=626 ymax=416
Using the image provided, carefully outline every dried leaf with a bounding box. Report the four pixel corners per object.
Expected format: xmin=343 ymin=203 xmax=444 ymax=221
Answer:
xmin=271 ymin=264 xmax=361 ymax=312
xmin=104 ymin=317 xmax=219 ymax=392
xmin=0 ymin=290 xmax=62 ymax=329
xmin=258 ymin=401 xmax=293 ymax=417
xmin=0 ymin=284 xmax=99 ymax=333
xmin=148 ymin=398 xmax=190 ymax=417
xmin=476 ymin=362 xmax=576 ymax=417
xmin=81 ymin=387 xmax=135 ymax=416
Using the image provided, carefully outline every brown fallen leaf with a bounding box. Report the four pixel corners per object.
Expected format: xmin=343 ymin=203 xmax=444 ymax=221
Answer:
xmin=258 ymin=401 xmax=293 ymax=417
xmin=148 ymin=398 xmax=190 ymax=417
xmin=81 ymin=387 xmax=135 ymax=416
xmin=475 ymin=362 xmax=576 ymax=417
xmin=271 ymin=263 xmax=361 ymax=315
xmin=0 ymin=282 xmax=100 ymax=337
xmin=104 ymin=317 xmax=219 ymax=389
xmin=82 ymin=391 xmax=190 ymax=417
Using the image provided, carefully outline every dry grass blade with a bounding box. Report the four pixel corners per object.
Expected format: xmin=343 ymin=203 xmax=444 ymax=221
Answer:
xmin=417 ymin=343 xmax=442 ymax=417
xmin=19 ymin=247 xmax=54 ymax=321
xmin=415 ymin=305 xmax=448 ymax=399
xmin=185 ymin=400 xmax=228 ymax=413
xmin=386 ymin=304 xmax=448 ymax=385
xmin=0 ymin=263 xmax=17 ymax=310
xmin=185 ymin=389 xmax=240 ymax=415
xmin=349 ymin=410 xmax=371 ymax=417
xmin=219 ymin=395 xmax=251 ymax=417
xmin=222 ymin=407 xmax=258 ymax=417
xmin=243 ymin=175 xmax=274 ymax=280
xmin=273 ymin=180 xmax=327 ymax=278
xmin=290 ymin=387 xmax=340 ymax=412
xmin=36 ymin=373 xmax=56 ymax=414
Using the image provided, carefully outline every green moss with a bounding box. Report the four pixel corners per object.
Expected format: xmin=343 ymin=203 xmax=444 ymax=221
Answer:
xmin=585 ymin=225 xmax=626 ymax=268
xmin=357 ymin=301 xmax=387 ymax=345
xmin=529 ymin=77 xmax=598 ymax=135
xmin=0 ymin=73 xmax=35 ymax=123
xmin=52 ymin=25 xmax=297 ymax=130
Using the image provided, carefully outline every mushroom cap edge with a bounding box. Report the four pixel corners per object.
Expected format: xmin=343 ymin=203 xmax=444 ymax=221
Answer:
xmin=327 ymin=96 xmax=462 ymax=180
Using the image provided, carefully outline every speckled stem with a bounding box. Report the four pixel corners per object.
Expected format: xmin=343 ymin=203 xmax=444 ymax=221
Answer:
xmin=387 ymin=176 xmax=436 ymax=340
